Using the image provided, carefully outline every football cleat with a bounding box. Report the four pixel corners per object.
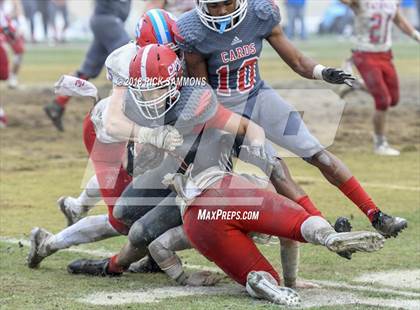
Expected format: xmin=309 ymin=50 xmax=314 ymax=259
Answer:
xmin=57 ymin=196 xmax=87 ymax=227
xmin=127 ymin=255 xmax=163 ymax=273
xmin=371 ymin=211 xmax=408 ymax=238
xmin=27 ymin=227 xmax=55 ymax=268
xmin=374 ymin=142 xmax=400 ymax=156
xmin=8 ymin=74 xmax=18 ymax=89
xmin=246 ymin=271 xmax=301 ymax=307
xmin=325 ymin=231 xmax=384 ymax=254
xmin=334 ymin=217 xmax=353 ymax=260
xmin=44 ymin=100 xmax=65 ymax=132
xmin=67 ymin=258 xmax=122 ymax=277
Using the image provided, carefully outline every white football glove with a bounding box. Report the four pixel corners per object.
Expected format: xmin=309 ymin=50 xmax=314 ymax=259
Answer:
xmin=137 ymin=125 xmax=183 ymax=151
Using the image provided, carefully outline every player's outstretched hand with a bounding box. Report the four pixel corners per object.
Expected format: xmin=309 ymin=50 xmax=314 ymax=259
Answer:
xmin=322 ymin=68 xmax=355 ymax=87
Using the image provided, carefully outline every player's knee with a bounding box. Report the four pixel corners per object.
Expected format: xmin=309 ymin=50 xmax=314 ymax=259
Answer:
xmin=112 ymin=200 xmax=130 ymax=224
xmin=374 ymin=94 xmax=392 ymax=111
xmin=128 ymin=221 xmax=154 ymax=249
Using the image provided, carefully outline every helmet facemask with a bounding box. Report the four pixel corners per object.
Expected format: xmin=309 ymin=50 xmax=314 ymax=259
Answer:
xmin=196 ymin=0 xmax=248 ymax=34
xmin=129 ymin=78 xmax=180 ymax=120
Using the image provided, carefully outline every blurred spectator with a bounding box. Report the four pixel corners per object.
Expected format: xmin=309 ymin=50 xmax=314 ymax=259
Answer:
xmin=318 ymin=0 xmax=353 ymax=36
xmin=52 ymin=0 xmax=68 ymax=42
xmin=20 ymin=0 xmax=36 ymax=42
xmin=285 ymin=0 xmax=307 ymax=40
xmin=37 ymin=0 xmax=56 ymax=42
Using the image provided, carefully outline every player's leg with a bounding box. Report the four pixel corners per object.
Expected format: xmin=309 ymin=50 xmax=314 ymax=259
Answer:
xmin=27 ymin=214 xmax=119 ymax=268
xmin=91 ymin=14 xmax=130 ymax=55
xmin=255 ymin=86 xmax=407 ymax=237
xmin=43 ymin=37 xmax=106 ymax=131
xmin=148 ymin=225 xmax=224 ymax=286
xmin=0 ymin=42 xmax=8 ymax=128
xmin=5 ymin=31 xmax=24 ymax=89
xmin=353 ymin=51 xmax=399 ymax=155
xmin=58 ymin=175 xmax=101 ymax=226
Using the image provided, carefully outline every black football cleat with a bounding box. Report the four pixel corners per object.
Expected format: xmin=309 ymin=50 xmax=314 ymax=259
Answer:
xmin=371 ymin=211 xmax=408 ymax=238
xmin=67 ymin=258 xmax=122 ymax=277
xmin=333 ymin=217 xmax=353 ymax=260
xmin=44 ymin=101 xmax=65 ymax=132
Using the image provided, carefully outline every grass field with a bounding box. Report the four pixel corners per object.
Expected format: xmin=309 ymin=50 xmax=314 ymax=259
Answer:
xmin=0 ymin=39 xmax=419 ymax=309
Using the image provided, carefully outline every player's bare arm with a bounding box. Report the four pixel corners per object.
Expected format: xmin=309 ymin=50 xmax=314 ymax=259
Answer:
xmin=267 ymin=25 xmax=354 ymax=85
xmin=266 ymin=25 xmax=316 ymax=79
xmin=104 ymin=86 xmax=137 ymax=141
xmin=393 ymin=9 xmax=420 ymax=42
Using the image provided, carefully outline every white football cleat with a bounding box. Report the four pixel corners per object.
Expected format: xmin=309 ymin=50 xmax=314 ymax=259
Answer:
xmin=27 ymin=227 xmax=55 ymax=268
xmin=325 ymin=231 xmax=385 ymax=254
xmin=246 ymin=271 xmax=301 ymax=307
xmin=8 ymin=75 xmax=18 ymax=89
xmin=58 ymin=196 xmax=88 ymax=226
xmin=374 ymin=142 xmax=400 ymax=156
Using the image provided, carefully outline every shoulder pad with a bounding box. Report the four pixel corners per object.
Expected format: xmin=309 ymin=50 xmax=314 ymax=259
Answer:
xmin=105 ymin=42 xmax=137 ymax=87
xmin=175 ymin=10 xmax=205 ymax=53
xmin=253 ymin=0 xmax=281 ymax=23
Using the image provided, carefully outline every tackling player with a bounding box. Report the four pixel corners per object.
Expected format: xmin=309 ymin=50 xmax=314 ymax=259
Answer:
xmin=340 ymin=0 xmax=420 ymax=155
xmin=175 ymin=0 xmax=408 ymax=238
xmin=43 ymin=0 xmax=131 ymax=132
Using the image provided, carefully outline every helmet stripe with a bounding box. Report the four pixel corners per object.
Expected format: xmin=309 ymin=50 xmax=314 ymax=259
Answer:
xmin=156 ymin=9 xmax=173 ymax=43
xmin=148 ymin=10 xmax=170 ymax=44
xmin=140 ymin=44 xmax=153 ymax=79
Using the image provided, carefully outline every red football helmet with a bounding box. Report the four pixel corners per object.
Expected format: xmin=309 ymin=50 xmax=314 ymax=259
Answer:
xmin=135 ymin=9 xmax=179 ymax=52
xmin=128 ymin=44 xmax=183 ymax=120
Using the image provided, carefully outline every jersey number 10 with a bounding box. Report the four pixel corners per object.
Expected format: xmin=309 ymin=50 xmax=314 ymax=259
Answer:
xmin=216 ymin=57 xmax=258 ymax=96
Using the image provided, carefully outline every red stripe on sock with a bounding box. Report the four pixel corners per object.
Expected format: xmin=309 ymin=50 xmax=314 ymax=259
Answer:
xmin=339 ymin=177 xmax=379 ymax=221
xmin=55 ymin=95 xmax=70 ymax=107
xmin=296 ymin=196 xmax=323 ymax=217
xmin=108 ymin=255 xmax=125 ymax=274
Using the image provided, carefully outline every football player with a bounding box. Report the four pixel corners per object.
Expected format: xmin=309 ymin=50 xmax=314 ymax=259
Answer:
xmin=43 ymin=0 xmax=131 ymax=132
xmin=27 ymin=9 xmax=181 ymax=270
xmin=57 ymin=8 xmax=180 ymax=226
xmin=175 ymin=0 xmax=407 ymax=238
xmin=340 ymin=0 xmax=420 ymax=155
xmin=67 ymin=46 xmax=384 ymax=301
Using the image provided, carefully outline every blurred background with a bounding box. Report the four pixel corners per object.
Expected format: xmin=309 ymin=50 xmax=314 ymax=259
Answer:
xmin=2 ymin=0 xmax=419 ymax=43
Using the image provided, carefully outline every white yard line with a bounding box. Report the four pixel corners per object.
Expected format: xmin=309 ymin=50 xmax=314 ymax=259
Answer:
xmin=2 ymin=237 xmax=419 ymax=309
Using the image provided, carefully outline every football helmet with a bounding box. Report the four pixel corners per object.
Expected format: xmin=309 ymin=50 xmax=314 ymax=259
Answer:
xmin=195 ymin=0 xmax=248 ymax=33
xmin=128 ymin=44 xmax=183 ymax=120
xmin=135 ymin=9 xmax=179 ymax=52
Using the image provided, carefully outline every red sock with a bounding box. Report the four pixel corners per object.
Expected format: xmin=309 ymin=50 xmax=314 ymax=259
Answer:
xmin=296 ymin=195 xmax=323 ymax=217
xmin=55 ymin=95 xmax=70 ymax=107
xmin=339 ymin=177 xmax=379 ymax=221
xmin=107 ymin=255 xmax=125 ymax=274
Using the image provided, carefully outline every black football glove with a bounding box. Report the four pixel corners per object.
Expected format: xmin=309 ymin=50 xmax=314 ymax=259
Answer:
xmin=322 ymin=68 xmax=355 ymax=87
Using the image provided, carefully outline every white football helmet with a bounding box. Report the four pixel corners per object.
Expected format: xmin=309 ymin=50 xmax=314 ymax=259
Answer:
xmin=195 ymin=0 xmax=248 ymax=34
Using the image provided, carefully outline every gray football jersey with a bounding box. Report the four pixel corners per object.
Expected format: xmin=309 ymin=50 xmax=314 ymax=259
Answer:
xmin=176 ymin=0 xmax=280 ymax=106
